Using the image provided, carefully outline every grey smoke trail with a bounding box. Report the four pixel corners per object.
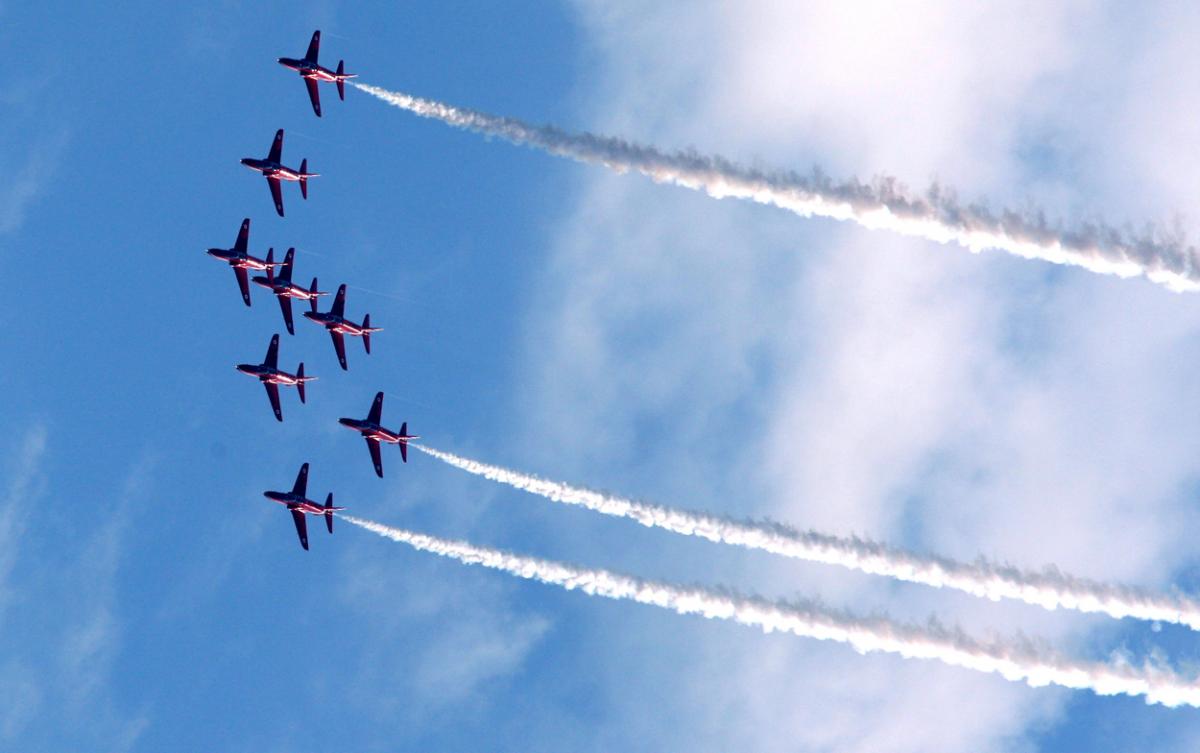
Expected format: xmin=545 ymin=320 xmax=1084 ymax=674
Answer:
xmin=415 ymin=444 xmax=1200 ymax=631
xmin=343 ymin=514 xmax=1200 ymax=707
xmin=353 ymin=81 xmax=1199 ymax=292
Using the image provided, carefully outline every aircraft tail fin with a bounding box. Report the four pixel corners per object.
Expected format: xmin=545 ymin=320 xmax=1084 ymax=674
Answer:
xmin=297 ymin=363 xmax=307 ymax=403
xmin=309 ymin=279 xmax=320 ymax=313
xmin=363 ymin=314 xmax=372 ymax=353
xmin=300 ymin=160 xmax=309 ymax=199
xmin=324 ymin=493 xmax=335 ymax=533
xmin=264 ymin=247 xmax=275 ymax=283
xmin=400 ymin=423 xmax=408 ymax=463
xmin=337 ymin=61 xmax=346 ymax=100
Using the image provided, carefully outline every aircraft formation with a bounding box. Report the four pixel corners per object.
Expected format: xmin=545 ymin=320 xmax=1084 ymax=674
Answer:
xmin=209 ymin=31 xmax=410 ymax=550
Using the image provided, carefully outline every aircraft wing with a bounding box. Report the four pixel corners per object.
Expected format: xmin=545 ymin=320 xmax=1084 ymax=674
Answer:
xmin=267 ymin=177 xmax=284 ymax=217
xmin=264 ymin=333 xmax=280 ymax=369
xmin=281 ymin=248 xmax=296 ymax=283
xmin=368 ymin=392 xmax=384 ymax=425
xmin=234 ymin=218 xmax=250 ymax=255
xmin=277 ymin=294 xmax=295 ymax=335
xmin=330 ymin=330 xmax=347 ymax=370
xmin=306 ymin=31 xmax=321 ymax=62
xmin=305 ymin=78 xmax=322 ymax=117
xmin=264 ymin=381 xmax=282 ymax=422
xmin=292 ymin=462 xmax=309 ymax=496
xmin=366 ymin=437 xmax=383 ymax=477
xmin=330 ymin=284 xmax=346 ymax=318
xmin=290 ymin=507 xmax=310 ymax=550
xmin=234 ymin=266 xmax=251 ymax=306
xmin=268 ymin=129 xmax=284 ymax=163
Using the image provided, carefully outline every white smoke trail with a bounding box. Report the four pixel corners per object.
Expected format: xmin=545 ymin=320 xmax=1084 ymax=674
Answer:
xmin=353 ymin=81 xmax=1199 ymax=292
xmin=415 ymin=444 xmax=1200 ymax=631
xmin=343 ymin=514 xmax=1200 ymax=707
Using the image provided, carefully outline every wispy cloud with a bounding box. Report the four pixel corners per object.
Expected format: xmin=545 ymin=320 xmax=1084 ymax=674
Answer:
xmin=0 ymin=441 xmax=153 ymax=751
xmin=0 ymin=426 xmax=47 ymax=627
xmin=502 ymin=2 xmax=1200 ymax=750
xmin=338 ymin=536 xmax=550 ymax=721
xmin=0 ymin=130 xmax=68 ymax=236
xmin=0 ymin=427 xmax=48 ymax=737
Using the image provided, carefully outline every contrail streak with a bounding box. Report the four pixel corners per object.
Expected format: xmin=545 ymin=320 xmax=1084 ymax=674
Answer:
xmin=415 ymin=444 xmax=1200 ymax=631
xmin=353 ymin=81 xmax=1199 ymax=292
xmin=343 ymin=514 xmax=1200 ymax=707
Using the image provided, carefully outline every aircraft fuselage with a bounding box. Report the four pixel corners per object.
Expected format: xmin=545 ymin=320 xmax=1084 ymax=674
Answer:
xmin=207 ymin=248 xmax=275 ymax=271
xmin=303 ymin=312 xmax=377 ymax=337
xmin=338 ymin=418 xmax=408 ymax=444
xmin=252 ymin=276 xmax=326 ymax=300
xmin=241 ymin=158 xmax=305 ymax=182
xmin=263 ymin=491 xmax=328 ymax=515
xmin=236 ymin=363 xmax=308 ymax=386
xmin=278 ymin=57 xmax=345 ymax=82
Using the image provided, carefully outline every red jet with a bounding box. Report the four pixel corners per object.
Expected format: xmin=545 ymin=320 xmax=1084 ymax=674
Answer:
xmin=278 ymin=30 xmax=356 ymax=117
xmin=339 ymin=392 xmax=418 ymax=477
xmin=241 ymin=130 xmax=317 ymax=217
xmin=252 ymin=247 xmax=328 ymax=335
xmin=302 ymin=284 xmax=381 ymax=371
xmin=206 ymin=218 xmax=281 ymax=306
xmin=263 ymin=463 xmax=343 ymax=550
xmin=236 ymin=333 xmax=316 ymax=422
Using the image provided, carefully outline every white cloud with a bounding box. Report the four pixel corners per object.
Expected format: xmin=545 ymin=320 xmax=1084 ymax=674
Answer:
xmin=0 ymin=71 xmax=69 ymax=238
xmin=0 ymin=425 xmax=47 ymax=628
xmin=0 ymin=131 xmax=67 ymax=236
xmin=503 ymin=1 xmax=1200 ymax=749
xmin=0 ymin=442 xmax=152 ymax=751
xmin=337 ymin=540 xmax=550 ymax=720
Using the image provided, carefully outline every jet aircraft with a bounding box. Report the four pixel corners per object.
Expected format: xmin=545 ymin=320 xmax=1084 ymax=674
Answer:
xmin=206 ymin=218 xmax=281 ymax=306
xmin=263 ymin=463 xmax=342 ymax=550
xmin=240 ymin=129 xmax=317 ymax=217
xmin=236 ymin=333 xmax=316 ymax=422
xmin=339 ymin=392 xmax=418 ymax=477
xmin=302 ymin=284 xmax=380 ymax=371
xmin=252 ymin=247 xmax=328 ymax=335
xmin=278 ymin=30 xmax=356 ymax=117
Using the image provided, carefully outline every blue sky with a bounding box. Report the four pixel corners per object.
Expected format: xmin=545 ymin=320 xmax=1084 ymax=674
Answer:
xmin=4 ymin=1 xmax=1200 ymax=751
